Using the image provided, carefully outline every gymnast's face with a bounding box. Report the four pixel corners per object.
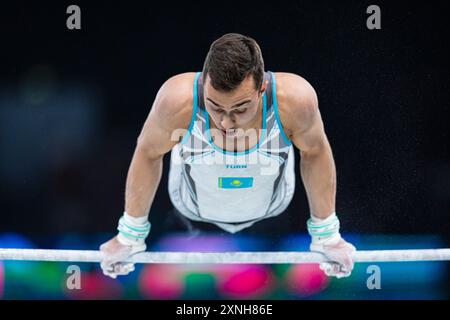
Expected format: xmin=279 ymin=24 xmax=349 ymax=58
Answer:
xmin=204 ymin=74 xmax=267 ymax=139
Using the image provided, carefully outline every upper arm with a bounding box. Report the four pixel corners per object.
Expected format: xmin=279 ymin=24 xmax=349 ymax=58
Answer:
xmin=136 ymin=73 xmax=195 ymax=159
xmin=277 ymin=73 xmax=328 ymax=154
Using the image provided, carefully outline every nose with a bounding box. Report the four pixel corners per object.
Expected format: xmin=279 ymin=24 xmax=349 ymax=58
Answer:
xmin=220 ymin=114 xmax=235 ymax=130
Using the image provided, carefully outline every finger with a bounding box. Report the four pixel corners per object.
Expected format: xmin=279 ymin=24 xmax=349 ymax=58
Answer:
xmin=121 ymin=263 xmax=135 ymax=274
xmin=331 ymin=262 xmax=352 ymax=278
xmin=319 ymin=262 xmax=331 ymax=273
xmin=120 ymin=264 xmax=134 ymax=275
xmin=102 ymin=259 xmax=118 ymax=269
xmin=325 ymin=249 xmax=354 ymax=272
xmin=100 ymin=261 xmax=114 ymax=273
xmin=102 ymin=268 xmax=117 ymax=279
xmin=125 ymin=263 xmax=135 ymax=273
xmin=336 ymin=270 xmax=352 ymax=279
xmin=320 ymin=262 xmax=340 ymax=276
xmin=320 ymin=262 xmax=335 ymax=274
xmin=328 ymin=264 xmax=341 ymax=276
xmin=112 ymin=262 xmax=135 ymax=276
xmin=101 ymin=259 xmax=128 ymax=274
xmin=101 ymin=252 xmax=129 ymax=267
xmin=340 ymin=252 xmax=355 ymax=272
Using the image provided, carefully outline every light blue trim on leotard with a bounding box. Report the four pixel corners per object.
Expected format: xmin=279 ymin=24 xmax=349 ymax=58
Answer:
xmin=179 ymin=72 xmax=202 ymax=146
xmin=270 ymin=71 xmax=292 ymax=146
xmin=188 ymin=150 xmax=215 ymax=163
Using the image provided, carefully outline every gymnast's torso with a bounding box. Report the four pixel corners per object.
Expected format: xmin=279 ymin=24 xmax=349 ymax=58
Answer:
xmin=168 ymin=71 xmax=296 ymax=233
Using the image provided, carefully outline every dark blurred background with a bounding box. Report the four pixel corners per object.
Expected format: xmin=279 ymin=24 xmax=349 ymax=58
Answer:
xmin=0 ymin=1 xmax=449 ymax=239
xmin=1 ymin=0 xmax=450 ymax=300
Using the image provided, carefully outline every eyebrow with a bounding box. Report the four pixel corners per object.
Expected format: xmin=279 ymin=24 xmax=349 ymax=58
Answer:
xmin=206 ymin=98 xmax=251 ymax=109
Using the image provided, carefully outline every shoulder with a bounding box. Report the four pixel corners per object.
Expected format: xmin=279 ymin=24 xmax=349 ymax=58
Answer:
xmin=153 ymin=72 xmax=197 ymax=131
xmin=137 ymin=73 xmax=198 ymax=157
xmin=273 ymin=72 xmax=319 ymax=138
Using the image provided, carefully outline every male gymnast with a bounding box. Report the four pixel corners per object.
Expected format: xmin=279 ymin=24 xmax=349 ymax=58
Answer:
xmin=100 ymin=33 xmax=356 ymax=279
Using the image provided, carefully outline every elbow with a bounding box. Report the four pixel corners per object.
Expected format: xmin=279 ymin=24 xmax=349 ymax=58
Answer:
xmin=135 ymin=135 xmax=148 ymax=154
xmin=300 ymin=140 xmax=329 ymax=159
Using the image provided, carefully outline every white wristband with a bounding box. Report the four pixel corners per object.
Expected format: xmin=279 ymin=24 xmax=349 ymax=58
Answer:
xmin=117 ymin=212 xmax=151 ymax=247
xmin=307 ymin=212 xmax=341 ymax=249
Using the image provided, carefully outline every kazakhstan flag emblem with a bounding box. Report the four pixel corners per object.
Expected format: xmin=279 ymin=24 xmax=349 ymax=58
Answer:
xmin=218 ymin=177 xmax=253 ymax=189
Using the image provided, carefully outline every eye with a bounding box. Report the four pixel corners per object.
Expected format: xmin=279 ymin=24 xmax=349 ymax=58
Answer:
xmin=234 ymin=109 xmax=246 ymax=114
xmin=208 ymin=104 xmax=220 ymax=112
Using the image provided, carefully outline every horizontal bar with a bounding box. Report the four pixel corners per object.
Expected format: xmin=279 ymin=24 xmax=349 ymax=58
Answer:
xmin=0 ymin=248 xmax=449 ymax=264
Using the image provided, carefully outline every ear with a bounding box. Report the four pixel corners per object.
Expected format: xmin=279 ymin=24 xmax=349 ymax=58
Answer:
xmin=259 ymin=79 xmax=269 ymax=95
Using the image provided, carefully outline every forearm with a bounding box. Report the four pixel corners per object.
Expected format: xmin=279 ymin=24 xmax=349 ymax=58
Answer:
xmin=300 ymin=143 xmax=336 ymax=219
xmin=124 ymin=147 xmax=163 ymax=218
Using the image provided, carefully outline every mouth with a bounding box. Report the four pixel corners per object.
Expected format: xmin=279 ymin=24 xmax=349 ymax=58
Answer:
xmin=220 ymin=128 xmax=238 ymax=138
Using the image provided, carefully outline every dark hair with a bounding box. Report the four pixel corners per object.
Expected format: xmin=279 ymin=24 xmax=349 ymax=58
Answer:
xmin=202 ymin=33 xmax=265 ymax=92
